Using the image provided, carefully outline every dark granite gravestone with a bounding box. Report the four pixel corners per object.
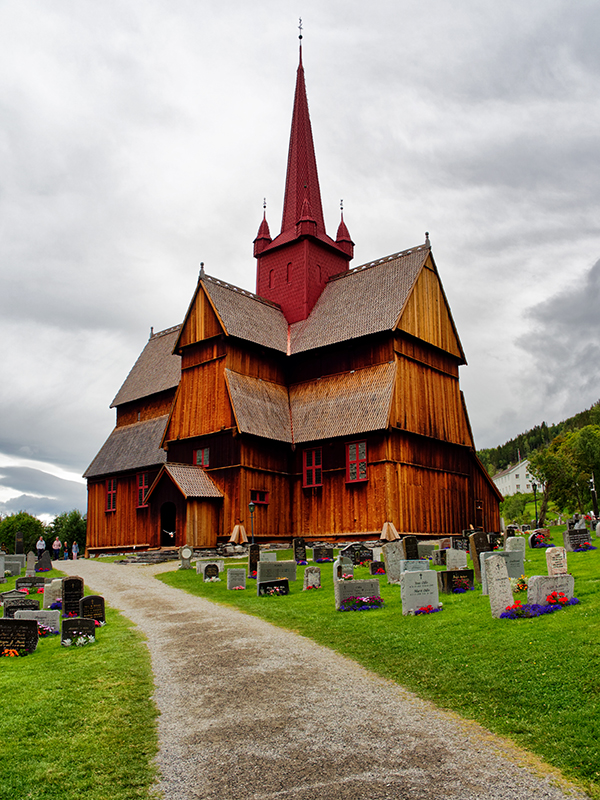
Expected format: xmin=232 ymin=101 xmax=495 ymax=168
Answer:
xmin=450 ymin=534 xmax=470 ymax=551
xmin=35 ymin=551 xmax=53 ymax=572
xmin=79 ymin=595 xmax=106 ymax=623
xmin=61 ymin=617 xmax=96 ymax=644
xmin=370 ymin=560 xmax=386 ymax=575
xmin=356 ymin=546 xmax=373 ymax=563
xmin=248 ymin=544 xmax=260 ymax=577
xmin=431 ymin=550 xmax=447 ymax=566
xmin=487 ymin=533 xmax=503 ymax=550
xmin=1 ymin=588 xmax=25 ymax=603
xmin=562 ymin=528 xmax=591 ymax=552
xmin=3 ymin=596 xmax=40 ymax=618
xmin=16 ymin=576 xmax=45 ymax=590
xmin=340 ymin=544 xmax=360 ymax=564
xmin=437 ymin=569 xmax=475 ymax=594
xmin=402 ymin=536 xmax=419 ymax=561
xmin=257 ymin=579 xmax=290 ymax=597
xmin=469 ymin=531 xmax=492 ymax=583
xmin=293 ymin=537 xmax=307 ymax=562
xmin=203 ymin=563 xmax=220 ymax=581
xmin=0 ymin=618 xmax=38 ymax=653
xmin=341 ymin=544 xmax=373 ymax=565
xmin=15 ymin=531 xmax=24 ymax=555
xmin=62 ymin=577 xmax=84 ymax=616
xmin=528 ymin=531 xmax=550 ymax=549
xmin=312 ymin=545 xmax=334 ymax=561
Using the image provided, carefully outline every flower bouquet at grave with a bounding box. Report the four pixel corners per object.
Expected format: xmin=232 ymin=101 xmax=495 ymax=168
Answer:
xmin=509 ymin=575 xmax=528 ymax=593
xmin=248 ymin=570 xmax=257 ymax=580
xmin=205 ymin=576 xmax=221 ymax=582
xmin=62 ymin=611 xmax=78 ymax=619
xmin=500 ymin=596 xmax=580 ymax=619
xmin=532 ymin=530 xmax=553 ymax=548
xmin=264 ymin=586 xmax=287 ymax=596
xmin=315 ymin=557 xmax=333 ymax=563
xmin=50 ymin=600 xmax=62 ymax=610
xmin=93 ymin=619 xmax=106 ymax=627
xmin=452 ymin=576 xmax=474 ymax=593
xmin=371 ymin=566 xmax=386 ymax=574
xmin=231 ymin=585 xmax=245 ymax=590
xmin=546 ymin=591 xmax=570 ymax=606
xmin=338 ymin=595 xmax=384 ymax=612
xmin=1 ymin=648 xmax=28 ymax=658
xmin=573 ymin=541 xmax=597 ymax=552
xmin=415 ymin=605 xmax=442 ymax=615
xmin=304 ymin=584 xmax=321 ymax=590
xmin=296 ymin=559 xmax=308 ymax=565
xmin=341 ymin=573 xmax=354 ymax=581
xmin=62 ymin=635 xmax=95 ymax=647
xmin=37 ymin=624 xmax=59 ymax=638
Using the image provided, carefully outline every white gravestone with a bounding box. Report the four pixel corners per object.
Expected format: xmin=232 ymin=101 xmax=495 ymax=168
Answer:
xmin=546 ymin=547 xmax=568 ymax=576
xmin=179 ymin=545 xmax=193 ymax=569
xmin=256 ymin=560 xmax=297 ymax=583
xmin=480 ymin=551 xmax=524 ymax=595
xmin=43 ymin=579 xmax=63 ymax=609
xmin=332 ymin=557 xmax=353 ymax=582
xmin=303 ymin=566 xmax=321 ymax=590
xmin=505 ymin=537 xmax=526 ymax=555
xmin=226 ymin=569 xmax=246 ymax=590
xmin=445 ymin=549 xmax=467 ymax=571
xmin=399 ymin=559 xmax=430 ymax=574
xmin=417 ymin=543 xmax=436 ymax=559
xmin=260 ymin=552 xmax=277 ymax=562
xmin=334 ymin=578 xmax=380 ymax=610
xmin=196 ymin=559 xmax=225 ymax=575
xmin=527 ymin=575 xmax=575 ymax=606
xmin=15 ymin=609 xmax=61 ymax=633
xmin=382 ymin=540 xmax=405 ymax=584
xmin=485 ymin=555 xmax=514 ymax=618
xmin=400 ymin=571 xmax=439 ymax=616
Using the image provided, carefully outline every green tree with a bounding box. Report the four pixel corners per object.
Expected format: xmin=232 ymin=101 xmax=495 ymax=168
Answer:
xmin=499 ymin=492 xmax=528 ymax=525
xmin=50 ymin=509 xmax=87 ymax=555
xmin=0 ymin=511 xmax=46 ymax=554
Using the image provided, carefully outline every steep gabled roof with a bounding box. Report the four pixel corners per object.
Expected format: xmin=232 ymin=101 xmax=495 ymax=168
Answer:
xmin=146 ymin=463 xmax=223 ymax=500
xmin=225 ymin=369 xmax=292 ymax=443
xmin=111 ymin=326 xmax=181 ymax=407
xmin=289 ymin=362 xmax=396 ymax=443
xmin=289 ymin=245 xmax=429 ymax=354
xmin=83 ymin=416 xmax=169 ymax=478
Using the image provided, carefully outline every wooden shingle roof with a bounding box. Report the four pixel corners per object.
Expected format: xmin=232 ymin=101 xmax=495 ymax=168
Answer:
xmin=225 ymin=369 xmax=292 ymax=443
xmin=83 ymin=416 xmax=169 ymax=478
xmin=111 ymin=326 xmax=181 ymax=408
xmin=149 ymin=464 xmax=223 ymax=499
xmin=289 ymin=245 xmax=429 ymax=354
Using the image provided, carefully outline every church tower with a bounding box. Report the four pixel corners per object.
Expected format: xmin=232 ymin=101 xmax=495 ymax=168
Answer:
xmin=254 ymin=41 xmax=354 ymax=324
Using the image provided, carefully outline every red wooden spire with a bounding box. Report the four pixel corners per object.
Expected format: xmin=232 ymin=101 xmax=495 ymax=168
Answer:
xmin=280 ymin=44 xmax=325 ymax=236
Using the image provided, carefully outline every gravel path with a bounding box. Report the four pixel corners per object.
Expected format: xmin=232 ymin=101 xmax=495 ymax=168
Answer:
xmin=61 ymin=559 xmax=588 ymax=800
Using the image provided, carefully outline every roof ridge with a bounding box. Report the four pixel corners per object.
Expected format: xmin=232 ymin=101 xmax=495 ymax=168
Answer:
xmin=203 ymin=273 xmax=282 ymax=311
xmin=328 ymin=243 xmax=429 ymax=282
xmin=150 ymin=324 xmax=182 ymax=339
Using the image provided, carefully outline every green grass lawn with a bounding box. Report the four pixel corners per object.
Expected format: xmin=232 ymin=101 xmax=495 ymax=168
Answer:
xmin=158 ymin=542 xmax=600 ymax=799
xmin=1 ymin=569 xmax=159 ymax=800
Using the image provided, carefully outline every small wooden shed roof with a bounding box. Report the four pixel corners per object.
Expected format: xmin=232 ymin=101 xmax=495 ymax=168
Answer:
xmin=146 ymin=463 xmax=223 ymax=500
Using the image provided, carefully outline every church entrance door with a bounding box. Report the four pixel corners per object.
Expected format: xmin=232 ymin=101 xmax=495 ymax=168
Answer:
xmin=160 ymin=502 xmax=177 ymax=547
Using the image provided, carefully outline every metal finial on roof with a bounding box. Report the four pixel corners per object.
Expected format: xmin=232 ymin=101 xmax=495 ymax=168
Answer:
xmin=425 ymin=231 xmax=430 ymax=246
xmin=263 ymin=197 xmax=267 ymax=210
xmin=150 ymin=326 xmax=154 ymax=338
xmin=298 ymin=17 xmax=303 ymax=40
xmin=340 ymin=199 xmax=343 ymax=212
xmin=199 ymin=262 xmax=205 ymax=280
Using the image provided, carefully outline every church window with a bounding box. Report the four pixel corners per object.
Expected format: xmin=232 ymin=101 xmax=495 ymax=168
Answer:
xmin=287 ymin=262 xmax=292 ymax=283
xmin=250 ymin=490 xmax=269 ymax=504
xmin=105 ymin=478 xmax=117 ymax=512
xmin=269 ymin=269 xmax=274 ymax=289
xmin=137 ymin=472 xmax=149 ymax=508
xmin=303 ymin=448 xmax=322 ymax=487
xmin=346 ymin=441 xmax=367 ymax=482
xmin=194 ymin=447 xmax=210 ymax=468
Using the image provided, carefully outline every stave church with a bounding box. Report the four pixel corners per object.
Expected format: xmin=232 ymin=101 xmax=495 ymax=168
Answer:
xmin=84 ymin=43 xmax=501 ymax=552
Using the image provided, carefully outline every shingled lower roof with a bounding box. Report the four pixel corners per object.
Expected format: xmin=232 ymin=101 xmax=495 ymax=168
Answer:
xmin=203 ymin=277 xmax=288 ymax=353
xmin=83 ymin=415 xmax=168 ymax=478
xmin=289 ymin=245 xmax=429 ymax=353
xmin=289 ymin=362 xmax=396 ymax=443
xmin=149 ymin=463 xmax=223 ymax=499
xmin=111 ymin=326 xmax=181 ymax=408
xmin=225 ymin=369 xmax=292 ymax=443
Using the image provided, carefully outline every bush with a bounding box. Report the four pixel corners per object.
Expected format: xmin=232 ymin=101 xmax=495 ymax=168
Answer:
xmin=0 ymin=511 xmax=46 ymax=554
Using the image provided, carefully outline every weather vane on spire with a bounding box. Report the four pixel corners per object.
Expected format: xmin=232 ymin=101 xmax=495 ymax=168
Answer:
xmin=263 ymin=197 xmax=267 ymax=211
xmin=298 ymin=17 xmax=303 ymax=40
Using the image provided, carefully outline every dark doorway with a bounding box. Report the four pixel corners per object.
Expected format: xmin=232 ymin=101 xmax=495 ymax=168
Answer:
xmin=161 ymin=502 xmax=177 ymax=547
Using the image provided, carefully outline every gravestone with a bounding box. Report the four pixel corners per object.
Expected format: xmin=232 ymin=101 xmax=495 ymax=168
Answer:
xmin=25 ymin=551 xmax=37 ymax=577
xmin=62 ymin=576 xmax=84 ymax=616
xmin=562 ymin=529 xmax=591 ymax=552
xmin=259 ymin=552 xmax=277 ymax=562
xmin=15 ymin=609 xmax=61 ymax=633
xmin=399 ymin=559 xmax=430 ymax=574
xmin=203 ymin=563 xmax=220 ymax=581
xmin=431 ymin=550 xmax=447 ymax=567
xmin=3 ymin=596 xmax=40 ymax=618
xmin=370 ymin=560 xmax=386 ymax=575
xmin=527 ymin=575 xmax=575 ymax=606
xmin=334 ymin=578 xmax=380 ymax=611
xmin=312 ymin=545 xmax=334 ymax=562
xmin=3 ymin=558 xmax=22 ymax=577
xmin=256 ymin=560 xmax=297 ymax=583
xmin=505 ymin=537 xmax=526 ymax=555
xmin=546 ymin=547 xmax=568 ymax=576
xmin=340 ymin=543 xmax=372 ymax=565
xmin=0 ymin=618 xmax=38 ymax=653
xmin=248 ymin=544 xmax=260 ymax=576
xmin=485 ymin=555 xmax=514 ymax=618
xmin=529 ymin=531 xmax=549 ymax=548
xmin=400 ymin=571 xmax=439 ymax=616
xmin=293 ymin=537 xmax=307 ymax=562
xmin=438 ymin=569 xmax=475 ymax=594
xmin=450 ymin=534 xmax=470 ymax=552
xmin=15 ymin=530 xmax=24 ymax=555
xmin=439 ymin=537 xmax=452 ymax=550
xmin=226 ymin=568 xmax=247 ymax=590
xmin=61 ymin=617 xmax=96 ymax=645
xmin=16 ymin=576 xmax=45 ymax=590
xmin=332 ymin=557 xmax=353 ymax=582
xmin=469 ymin=531 xmax=492 ymax=583
xmin=382 ymin=540 xmax=405 ymax=584
xmin=257 ymin=579 xmax=289 ymax=597
xmin=487 ymin=533 xmax=503 ymax=550
xmin=417 ymin=543 xmax=436 ymax=559
xmin=480 ymin=551 xmax=525 ymax=595
xmin=79 ymin=595 xmax=106 ymax=623
xmin=0 ymin=555 xmax=4 ymax=583
xmin=196 ymin=559 xmax=225 ymax=575
xmin=371 ymin=547 xmax=383 ymax=562
xmin=402 ymin=536 xmax=419 ymax=561
xmin=179 ymin=545 xmax=193 ymax=569
xmin=2 ymin=588 xmax=26 ymax=603
xmin=446 ymin=549 xmax=468 ymax=571
xmin=36 ymin=551 xmax=53 ymax=572
xmin=303 ymin=566 xmax=321 ymax=590
xmin=43 ymin=579 xmax=63 ymax=609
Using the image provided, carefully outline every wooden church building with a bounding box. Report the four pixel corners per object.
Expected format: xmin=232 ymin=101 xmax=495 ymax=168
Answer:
xmin=84 ymin=45 xmax=501 ymax=551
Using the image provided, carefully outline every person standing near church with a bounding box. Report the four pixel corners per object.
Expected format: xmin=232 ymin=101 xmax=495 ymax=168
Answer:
xmin=63 ymin=541 xmax=69 ymax=560
xmin=52 ymin=537 xmax=61 ymax=560
xmin=36 ymin=535 xmax=46 ymax=560
xmin=72 ymin=540 xmax=79 ymax=560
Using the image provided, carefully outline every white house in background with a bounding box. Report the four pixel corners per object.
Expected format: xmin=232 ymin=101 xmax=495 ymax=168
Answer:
xmin=492 ymin=459 xmax=537 ymax=497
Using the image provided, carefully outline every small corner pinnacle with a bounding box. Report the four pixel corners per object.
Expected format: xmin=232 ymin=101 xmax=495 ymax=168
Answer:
xmin=425 ymin=231 xmax=430 ymax=247
xmin=150 ymin=326 xmax=154 ymax=338
xmin=199 ymin=262 xmax=205 ymax=280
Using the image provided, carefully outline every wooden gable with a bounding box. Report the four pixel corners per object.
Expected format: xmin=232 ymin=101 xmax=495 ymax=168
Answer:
xmin=396 ymin=254 xmax=465 ymax=362
xmin=176 ymin=281 xmax=224 ymax=351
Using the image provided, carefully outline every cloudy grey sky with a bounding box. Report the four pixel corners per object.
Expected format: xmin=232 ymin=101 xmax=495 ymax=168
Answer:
xmin=1 ymin=0 xmax=599 ymax=520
